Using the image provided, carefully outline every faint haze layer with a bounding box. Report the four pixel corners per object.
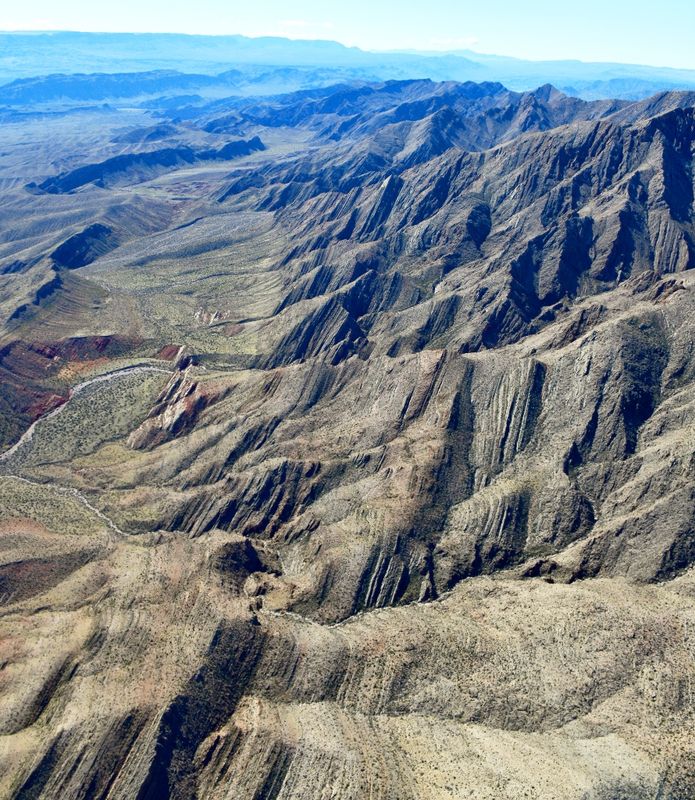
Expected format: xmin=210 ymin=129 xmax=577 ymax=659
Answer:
xmin=2 ymin=31 xmax=695 ymax=100
xmin=3 ymin=0 xmax=695 ymax=68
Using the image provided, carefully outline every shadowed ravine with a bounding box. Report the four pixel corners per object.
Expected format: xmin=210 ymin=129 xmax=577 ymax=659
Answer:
xmin=0 ymin=77 xmax=694 ymax=799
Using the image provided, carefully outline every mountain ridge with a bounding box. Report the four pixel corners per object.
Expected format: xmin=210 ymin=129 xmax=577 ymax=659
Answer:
xmin=0 ymin=77 xmax=694 ymax=799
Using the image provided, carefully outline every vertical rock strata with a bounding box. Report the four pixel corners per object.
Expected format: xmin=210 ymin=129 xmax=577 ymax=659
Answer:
xmin=0 ymin=81 xmax=694 ymax=799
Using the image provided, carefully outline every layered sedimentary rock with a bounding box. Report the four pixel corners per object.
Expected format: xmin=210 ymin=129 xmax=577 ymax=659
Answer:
xmin=0 ymin=79 xmax=694 ymax=799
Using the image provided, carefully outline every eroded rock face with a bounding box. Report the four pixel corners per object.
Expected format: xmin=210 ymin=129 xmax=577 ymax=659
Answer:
xmin=128 ymin=370 xmax=227 ymax=451
xmin=1 ymin=80 xmax=695 ymax=799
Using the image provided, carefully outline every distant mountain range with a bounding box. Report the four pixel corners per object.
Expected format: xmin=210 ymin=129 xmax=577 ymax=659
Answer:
xmin=2 ymin=30 xmax=695 ymax=100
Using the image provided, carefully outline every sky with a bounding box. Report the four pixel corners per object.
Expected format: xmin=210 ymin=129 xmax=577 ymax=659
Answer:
xmin=2 ymin=0 xmax=694 ymax=70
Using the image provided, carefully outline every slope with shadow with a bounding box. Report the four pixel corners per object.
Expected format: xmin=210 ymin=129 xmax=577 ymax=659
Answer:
xmin=32 ymin=136 xmax=265 ymax=194
xmin=0 ymin=79 xmax=694 ymax=800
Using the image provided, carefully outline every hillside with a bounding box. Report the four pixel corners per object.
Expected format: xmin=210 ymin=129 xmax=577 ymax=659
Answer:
xmin=0 ymin=79 xmax=694 ymax=799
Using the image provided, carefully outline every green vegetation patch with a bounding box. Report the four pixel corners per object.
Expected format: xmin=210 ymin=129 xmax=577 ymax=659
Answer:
xmin=0 ymin=477 xmax=105 ymax=535
xmin=5 ymin=369 xmax=169 ymax=472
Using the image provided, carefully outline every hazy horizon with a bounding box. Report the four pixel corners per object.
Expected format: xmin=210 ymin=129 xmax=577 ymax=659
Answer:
xmin=1 ymin=28 xmax=695 ymax=78
xmin=1 ymin=0 xmax=694 ymax=70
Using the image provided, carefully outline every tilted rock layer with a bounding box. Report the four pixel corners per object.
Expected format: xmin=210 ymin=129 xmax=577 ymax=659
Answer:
xmin=0 ymin=79 xmax=694 ymax=799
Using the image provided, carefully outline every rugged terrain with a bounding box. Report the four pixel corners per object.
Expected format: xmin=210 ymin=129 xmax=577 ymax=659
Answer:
xmin=0 ymin=77 xmax=694 ymax=799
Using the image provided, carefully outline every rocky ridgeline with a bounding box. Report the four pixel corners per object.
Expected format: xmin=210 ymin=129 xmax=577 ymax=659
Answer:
xmin=0 ymin=80 xmax=694 ymax=799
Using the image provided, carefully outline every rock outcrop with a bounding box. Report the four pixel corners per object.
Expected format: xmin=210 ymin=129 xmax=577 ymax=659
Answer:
xmin=1 ymin=79 xmax=694 ymax=799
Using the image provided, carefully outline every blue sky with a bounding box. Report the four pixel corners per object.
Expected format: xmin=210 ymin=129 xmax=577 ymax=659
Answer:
xmin=2 ymin=0 xmax=694 ymax=70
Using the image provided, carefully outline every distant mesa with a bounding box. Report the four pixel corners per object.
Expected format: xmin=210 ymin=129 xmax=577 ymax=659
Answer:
xmin=0 ymin=69 xmax=238 ymax=105
xmin=3 ymin=32 xmax=695 ymax=100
